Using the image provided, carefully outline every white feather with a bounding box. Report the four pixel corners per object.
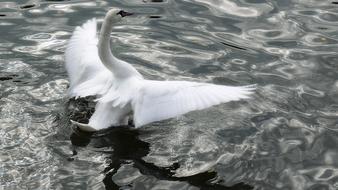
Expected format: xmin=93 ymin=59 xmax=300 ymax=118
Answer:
xmin=65 ymin=19 xmax=113 ymax=98
xmin=65 ymin=9 xmax=256 ymax=131
xmin=133 ymin=81 xmax=255 ymax=127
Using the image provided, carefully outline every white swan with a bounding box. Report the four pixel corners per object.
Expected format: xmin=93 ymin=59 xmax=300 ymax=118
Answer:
xmin=65 ymin=9 xmax=256 ymax=131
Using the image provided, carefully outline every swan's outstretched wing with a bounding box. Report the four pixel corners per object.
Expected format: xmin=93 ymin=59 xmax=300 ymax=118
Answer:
xmin=65 ymin=19 xmax=113 ymax=98
xmin=133 ymin=80 xmax=255 ymax=127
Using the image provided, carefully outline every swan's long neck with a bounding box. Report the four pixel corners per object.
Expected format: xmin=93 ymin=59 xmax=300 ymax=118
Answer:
xmin=97 ymin=12 xmax=142 ymax=80
xmin=98 ymin=15 xmax=120 ymax=72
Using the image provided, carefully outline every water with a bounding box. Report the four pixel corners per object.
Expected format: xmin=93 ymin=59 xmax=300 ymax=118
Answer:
xmin=1 ymin=0 xmax=338 ymax=189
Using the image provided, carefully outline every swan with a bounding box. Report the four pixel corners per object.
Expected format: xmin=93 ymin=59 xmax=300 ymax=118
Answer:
xmin=65 ymin=9 xmax=256 ymax=132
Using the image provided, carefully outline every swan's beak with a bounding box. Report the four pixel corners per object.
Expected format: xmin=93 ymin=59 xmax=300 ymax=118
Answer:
xmin=117 ymin=10 xmax=133 ymax=17
xmin=70 ymin=120 xmax=97 ymax=132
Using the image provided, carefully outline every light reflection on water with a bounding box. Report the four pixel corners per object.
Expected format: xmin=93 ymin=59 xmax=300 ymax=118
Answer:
xmin=1 ymin=0 xmax=338 ymax=189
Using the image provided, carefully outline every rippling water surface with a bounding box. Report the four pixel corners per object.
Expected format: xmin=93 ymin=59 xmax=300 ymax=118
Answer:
xmin=1 ymin=0 xmax=338 ymax=189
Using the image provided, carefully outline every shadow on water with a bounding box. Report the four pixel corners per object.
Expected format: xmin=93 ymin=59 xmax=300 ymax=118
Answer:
xmin=69 ymin=125 xmax=253 ymax=190
xmin=64 ymin=97 xmax=254 ymax=189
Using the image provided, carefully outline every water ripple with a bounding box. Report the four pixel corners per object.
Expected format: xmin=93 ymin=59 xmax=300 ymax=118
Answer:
xmin=1 ymin=0 xmax=338 ymax=189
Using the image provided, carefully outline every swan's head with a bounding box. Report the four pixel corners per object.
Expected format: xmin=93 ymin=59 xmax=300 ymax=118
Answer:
xmin=105 ymin=9 xmax=133 ymax=23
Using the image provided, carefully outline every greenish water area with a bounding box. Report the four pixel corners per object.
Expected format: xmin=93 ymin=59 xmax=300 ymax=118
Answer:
xmin=1 ymin=0 xmax=338 ymax=189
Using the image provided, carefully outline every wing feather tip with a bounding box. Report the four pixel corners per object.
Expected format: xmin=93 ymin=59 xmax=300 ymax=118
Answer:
xmin=237 ymin=84 xmax=257 ymax=99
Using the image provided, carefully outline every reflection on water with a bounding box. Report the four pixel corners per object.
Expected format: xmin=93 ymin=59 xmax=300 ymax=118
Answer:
xmin=1 ymin=0 xmax=338 ymax=189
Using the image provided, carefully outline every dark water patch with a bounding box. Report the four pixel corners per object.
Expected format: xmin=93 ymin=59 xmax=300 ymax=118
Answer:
xmin=0 ymin=74 xmax=18 ymax=81
xmin=267 ymin=41 xmax=298 ymax=48
xmin=143 ymin=0 xmax=165 ymax=3
xmin=244 ymin=0 xmax=267 ymax=3
xmin=316 ymin=26 xmax=329 ymax=30
xmin=66 ymin=97 xmax=96 ymax=124
xmin=149 ymin=15 xmax=161 ymax=19
xmin=320 ymin=13 xmax=338 ymax=22
xmin=132 ymin=160 xmax=253 ymax=190
xmin=70 ymin=126 xmax=254 ymax=190
xmin=212 ymin=77 xmax=239 ymax=85
xmin=297 ymin=10 xmax=317 ymax=16
xmin=70 ymin=129 xmax=94 ymax=147
xmin=0 ymin=14 xmax=6 ymax=17
xmin=221 ymin=42 xmax=247 ymax=51
xmin=44 ymin=0 xmax=70 ymax=1
xmin=0 ymin=76 xmax=13 ymax=81
xmin=332 ymin=2 xmax=338 ymax=4
xmin=190 ymin=65 xmax=224 ymax=75
xmin=20 ymin=4 xmax=36 ymax=9
xmin=251 ymin=112 xmax=277 ymax=124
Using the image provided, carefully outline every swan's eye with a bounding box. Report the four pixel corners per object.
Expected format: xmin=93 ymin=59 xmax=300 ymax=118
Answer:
xmin=117 ymin=10 xmax=133 ymax=17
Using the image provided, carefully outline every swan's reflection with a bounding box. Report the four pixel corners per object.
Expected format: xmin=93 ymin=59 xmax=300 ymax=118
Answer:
xmin=70 ymin=125 xmax=253 ymax=190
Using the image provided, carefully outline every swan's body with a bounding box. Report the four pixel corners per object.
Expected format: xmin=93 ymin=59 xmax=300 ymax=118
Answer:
xmin=65 ymin=9 xmax=255 ymax=131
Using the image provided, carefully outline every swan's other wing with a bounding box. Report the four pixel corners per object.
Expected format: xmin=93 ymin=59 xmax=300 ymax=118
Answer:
xmin=65 ymin=18 xmax=113 ymax=98
xmin=133 ymin=80 xmax=255 ymax=127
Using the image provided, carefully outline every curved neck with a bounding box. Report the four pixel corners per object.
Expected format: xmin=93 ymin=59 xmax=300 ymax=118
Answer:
xmin=97 ymin=13 xmax=142 ymax=80
xmin=98 ymin=15 xmax=121 ymax=72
